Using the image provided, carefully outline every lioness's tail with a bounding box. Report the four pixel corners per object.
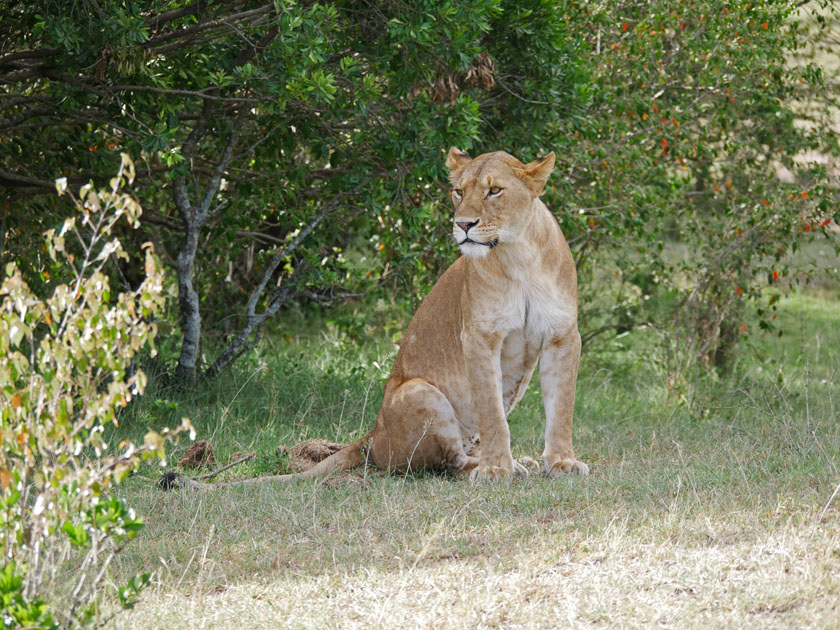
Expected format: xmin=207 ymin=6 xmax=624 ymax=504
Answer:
xmin=158 ymin=436 xmax=370 ymax=491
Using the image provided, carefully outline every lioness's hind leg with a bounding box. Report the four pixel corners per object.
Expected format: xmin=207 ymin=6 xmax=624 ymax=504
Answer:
xmin=374 ymin=378 xmax=473 ymax=474
xmin=451 ymin=455 xmax=480 ymax=477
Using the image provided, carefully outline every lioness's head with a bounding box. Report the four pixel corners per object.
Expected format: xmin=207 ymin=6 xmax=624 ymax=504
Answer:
xmin=445 ymin=148 xmax=555 ymax=258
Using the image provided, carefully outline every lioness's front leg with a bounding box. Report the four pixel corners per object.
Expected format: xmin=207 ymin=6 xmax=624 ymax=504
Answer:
xmin=540 ymin=327 xmax=589 ymax=476
xmin=462 ymin=327 xmax=528 ymax=480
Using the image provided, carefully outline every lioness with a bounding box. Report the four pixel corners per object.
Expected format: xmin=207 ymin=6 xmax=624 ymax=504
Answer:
xmin=163 ymin=148 xmax=587 ymax=489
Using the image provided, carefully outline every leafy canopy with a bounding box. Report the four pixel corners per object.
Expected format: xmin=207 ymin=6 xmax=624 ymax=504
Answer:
xmin=1 ymin=0 xmax=837 ymax=378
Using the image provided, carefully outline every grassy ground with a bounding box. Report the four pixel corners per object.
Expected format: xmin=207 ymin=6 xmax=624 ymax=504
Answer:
xmin=103 ymin=287 xmax=840 ymax=629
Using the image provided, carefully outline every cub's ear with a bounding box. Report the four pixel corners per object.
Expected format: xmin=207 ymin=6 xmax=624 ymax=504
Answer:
xmin=516 ymin=152 xmax=556 ymax=196
xmin=445 ymin=147 xmax=471 ymax=182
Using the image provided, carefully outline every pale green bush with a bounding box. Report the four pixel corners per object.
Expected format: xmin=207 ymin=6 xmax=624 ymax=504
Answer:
xmin=0 ymin=155 xmax=191 ymax=628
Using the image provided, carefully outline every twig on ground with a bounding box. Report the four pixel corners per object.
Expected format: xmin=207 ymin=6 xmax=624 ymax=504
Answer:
xmin=192 ymin=454 xmax=256 ymax=481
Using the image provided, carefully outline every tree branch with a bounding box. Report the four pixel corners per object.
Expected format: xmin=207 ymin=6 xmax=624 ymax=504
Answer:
xmin=191 ymin=453 xmax=255 ymax=481
xmin=197 ymin=111 xmax=245 ymax=217
xmin=105 ymin=84 xmax=261 ymax=103
xmin=242 ymin=194 xmax=350 ymax=318
xmin=203 ymin=185 xmax=367 ymax=379
xmin=0 ymin=48 xmax=61 ymax=68
xmin=0 ymin=168 xmax=55 ymax=189
xmin=142 ymin=4 xmax=273 ymax=50
xmin=0 ymin=106 xmax=53 ymax=130
xmin=142 ymin=0 xmax=210 ymax=28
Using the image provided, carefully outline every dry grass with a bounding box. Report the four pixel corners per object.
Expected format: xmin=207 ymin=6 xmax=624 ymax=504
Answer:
xmin=113 ymin=522 xmax=839 ymax=629
xmin=102 ymin=291 xmax=840 ymax=628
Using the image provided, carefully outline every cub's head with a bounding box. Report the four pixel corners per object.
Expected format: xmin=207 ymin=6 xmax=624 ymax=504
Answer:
xmin=445 ymin=147 xmax=555 ymax=258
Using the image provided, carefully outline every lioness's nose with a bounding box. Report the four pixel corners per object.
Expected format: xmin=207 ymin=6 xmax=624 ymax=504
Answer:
xmin=456 ymin=219 xmax=479 ymax=234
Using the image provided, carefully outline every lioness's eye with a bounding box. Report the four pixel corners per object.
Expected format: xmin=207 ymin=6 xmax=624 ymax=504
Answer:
xmin=453 ymin=189 xmax=463 ymax=197
xmin=488 ymin=186 xmax=502 ymax=196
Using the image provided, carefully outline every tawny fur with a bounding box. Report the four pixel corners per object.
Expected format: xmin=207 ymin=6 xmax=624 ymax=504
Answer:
xmin=161 ymin=148 xmax=588 ymax=490
xmin=288 ymin=439 xmax=348 ymax=472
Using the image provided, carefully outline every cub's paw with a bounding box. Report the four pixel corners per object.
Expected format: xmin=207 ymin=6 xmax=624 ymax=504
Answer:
xmin=470 ymin=460 xmax=529 ymax=482
xmin=543 ymin=456 xmax=590 ymax=477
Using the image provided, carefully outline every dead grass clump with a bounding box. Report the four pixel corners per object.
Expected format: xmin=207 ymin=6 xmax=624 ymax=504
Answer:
xmin=179 ymin=440 xmax=215 ymax=468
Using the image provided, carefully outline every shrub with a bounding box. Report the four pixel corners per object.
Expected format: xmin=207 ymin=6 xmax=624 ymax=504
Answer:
xmin=0 ymin=155 xmax=191 ymax=627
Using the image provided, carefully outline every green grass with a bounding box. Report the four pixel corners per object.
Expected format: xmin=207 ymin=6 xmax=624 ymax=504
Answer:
xmin=102 ymin=290 xmax=840 ymax=629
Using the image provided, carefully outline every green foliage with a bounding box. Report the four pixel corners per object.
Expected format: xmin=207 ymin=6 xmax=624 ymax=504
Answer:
xmin=549 ymin=0 xmax=839 ymax=378
xmin=1 ymin=0 xmax=838 ymax=379
xmin=0 ymin=563 xmax=57 ymax=630
xmin=0 ymin=0 xmax=587 ymax=370
xmin=0 ymin=157 xmax=191 ymax=626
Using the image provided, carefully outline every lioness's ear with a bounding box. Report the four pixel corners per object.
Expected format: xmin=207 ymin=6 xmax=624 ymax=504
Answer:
xmin=517 ymin=152 xmax=556 ymax=196
xmin=445 ymin=147 xmax=471 ymax=182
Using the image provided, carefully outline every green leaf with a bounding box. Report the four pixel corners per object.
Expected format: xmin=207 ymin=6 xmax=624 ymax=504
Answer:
xmin=61 ymin=520 xmax=90 ymax=547
xmin=118 ymin=572 xmax=150 ymax=609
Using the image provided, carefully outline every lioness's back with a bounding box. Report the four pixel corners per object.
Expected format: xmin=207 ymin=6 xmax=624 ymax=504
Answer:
xmin=388 ymin=257 xmax=467 ymax=394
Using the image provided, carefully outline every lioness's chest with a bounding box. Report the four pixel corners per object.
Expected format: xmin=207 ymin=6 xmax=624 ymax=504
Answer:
xmin=482 ymin=280 xmax=575 ymax=343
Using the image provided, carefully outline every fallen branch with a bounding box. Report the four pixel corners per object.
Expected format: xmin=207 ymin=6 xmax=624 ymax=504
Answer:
xmin=156 ymin=454 xmax=255 ymax=490
xmin=192 ymin=454 xmax=255 ymax=481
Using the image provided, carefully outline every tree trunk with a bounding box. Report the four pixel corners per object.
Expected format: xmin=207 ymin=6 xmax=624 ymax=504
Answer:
xmin=169 ymin=100 xmax=242 ymax=384
xmin=166 ymin=34 xmax=275 ymax=383
xmin=174 ymin=221 xmax=202 ymax=384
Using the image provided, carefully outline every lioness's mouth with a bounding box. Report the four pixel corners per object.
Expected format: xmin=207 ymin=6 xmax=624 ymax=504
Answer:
xmin=460 ymin=237 xmax=499 ymax=249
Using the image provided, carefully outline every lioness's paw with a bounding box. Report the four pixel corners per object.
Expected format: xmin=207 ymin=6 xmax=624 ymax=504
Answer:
xmin=543 ymin=457 xmax=590 ymax=477
xmin=470 ymin=461 xmax=529 ymax=482
xmin=517 ymin=456 xmax=541 ymax=472
xmin=513 ymin=459 xmax=530 ymax=477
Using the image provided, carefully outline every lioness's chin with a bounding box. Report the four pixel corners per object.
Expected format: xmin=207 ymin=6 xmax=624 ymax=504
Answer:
xmin=458 ymin=242 xmax=493 ymax=258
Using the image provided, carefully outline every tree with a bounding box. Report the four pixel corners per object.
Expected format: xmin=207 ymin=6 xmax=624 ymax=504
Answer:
xmin=1 ymin=0 xmax=837 ymax=384
xmin=1 ymin=0 xmax=588 ymax=383
xmin=551 ymin=0 xmax=839 ymax=377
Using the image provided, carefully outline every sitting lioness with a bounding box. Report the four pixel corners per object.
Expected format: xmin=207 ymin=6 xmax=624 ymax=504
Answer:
xmin=163 ymin=148 xmax=588 ymax=489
